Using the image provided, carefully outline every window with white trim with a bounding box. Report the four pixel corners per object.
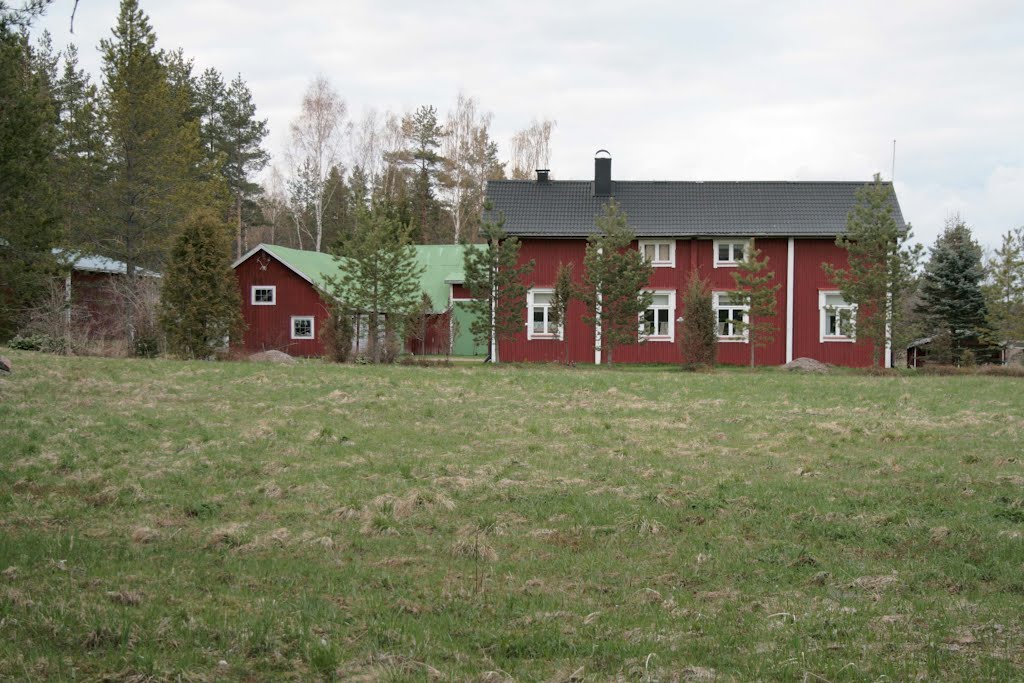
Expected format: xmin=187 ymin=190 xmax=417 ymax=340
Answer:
xmin=291 ymin=316 xmax=314 ymax=340
xmin=820 ymin=291 xmax=856 ymax=342
xmin=639 ymin=290 xmax=675 ymax=341
xmin=713 ymin=240 xmax=747 ymax=267
xmin=713 ymin=292 xmax=748 ymax=341
xmin=527 ymin=289 xmax=561 ymax=340
xmin=639 ymin=240 xmax=675 ymax=268
xmin=251 ymin=285 xmax=276 ymax=305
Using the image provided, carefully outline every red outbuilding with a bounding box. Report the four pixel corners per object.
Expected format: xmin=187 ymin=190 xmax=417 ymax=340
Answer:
xmin=485 ymin=152 xmax=906 ymax=367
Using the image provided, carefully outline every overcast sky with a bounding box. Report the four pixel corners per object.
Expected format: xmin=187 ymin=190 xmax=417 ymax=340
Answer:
xmin=35 ymin=0 xmax=1024 ymax=249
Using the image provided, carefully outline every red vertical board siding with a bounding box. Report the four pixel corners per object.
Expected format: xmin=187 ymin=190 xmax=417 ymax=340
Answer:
xmin=792 ymin=239 xmax=874 ymax=367
xmin=500 ymin=239 xmax=596 ymax=363
xmin=499 ymin=237 xmax=791 ymax=366
xmin=235 ymin=249 xmax=330 ymax=357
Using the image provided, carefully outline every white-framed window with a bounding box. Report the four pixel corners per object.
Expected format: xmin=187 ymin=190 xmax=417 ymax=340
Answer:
xmin=713 ymin=239 xmax=748 ymax=268
xmin=639 ymin=240 xmax=675 ymax=268
xmin=251 ymin=285 xmax=276 ymax=305
xmin=291 ymin=316 xmax=314 ymax=340
xmin=819 ymin=291 xmax=856 ymax=342
xmin=526 ymin=288 xmax=562 ymax=340
xmin=713 ymin=292 xmax=749 ymax=342
xmin=639 ymin=290 xmax=675 ymax=342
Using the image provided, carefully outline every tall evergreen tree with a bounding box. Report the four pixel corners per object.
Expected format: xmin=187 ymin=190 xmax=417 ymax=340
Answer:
xmin=53 ymin=43 xmax=105 ymax=252
xmin=327 ymin=203 xmax=424 ymax=363
xmin=823 ymin=175 xmax=922 ymax=367
xmin=916 ymin=216 xmax=991 ymax=362
xmin=984 ymin=227 xmax=1024 ymax=345
xmin=98 ymin=0 xmax=221 ymax=276
xmin=159 ymin=209 xmax=242 ymax=358
xmin=729 ymin=242 xmax=781 ymax=367
xmin=578 ymin=200 xmax=653 ymax=365
xmin=196 ymin=68 xmax=269 ymax=257
xmin=462 ymin=211 xmax=534 ymax=362
xmin=0 ymin=20 xmax=59 ymax=339
xmin=403 ymin=105 xmax=446 ymax=243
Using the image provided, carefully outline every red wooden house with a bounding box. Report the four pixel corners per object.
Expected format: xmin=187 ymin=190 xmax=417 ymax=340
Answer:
xmin=485 ymin=152 xmax=906 ymax=367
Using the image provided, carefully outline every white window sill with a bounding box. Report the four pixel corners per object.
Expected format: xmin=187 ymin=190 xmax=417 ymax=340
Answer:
xmin=252 ymin=301 xmax=276 ymax=306
xmin=717 ymin=337 xmax=748 ymax=343
xmin=650 ymin=262 xmax=674 ymax=268
xmin=822 ymin=336 xmax=856 ymax=343
xmin=713 ymin=262 xmax=740 ymax=269
xmin=640 ymin=335 xmax=673 ymax=343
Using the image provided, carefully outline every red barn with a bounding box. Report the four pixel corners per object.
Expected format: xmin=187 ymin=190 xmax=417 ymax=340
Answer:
xmin=485 ymin=152 xmax=906 ymax=367
xmin=233 ymin=243 xmax=485 ymax=358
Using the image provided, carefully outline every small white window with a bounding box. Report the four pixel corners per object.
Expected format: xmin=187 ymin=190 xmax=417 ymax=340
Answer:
xmin=527 ymin=289 xmax=561 ymax=340
xmin=251 ymin=285 xmax=276 ymax=305
xmin=291 ymin=316 xmax=314 ymax=340
xmin=639 ymin=290 xmax=675 ymax=342
xmin=820 ymin=291 xmax=856 ymax=342
xmin=713 ymin=240 xmax=748 ymax=268
xmin=713 ymin=292 xmax=749 ymax=342
xmin=639 ymin=240 xmax=675 ymax=268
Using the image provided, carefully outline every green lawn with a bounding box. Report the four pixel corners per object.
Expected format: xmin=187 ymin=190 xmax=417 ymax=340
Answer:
xmin=1 ymin=350 xmax=1022 ymax=681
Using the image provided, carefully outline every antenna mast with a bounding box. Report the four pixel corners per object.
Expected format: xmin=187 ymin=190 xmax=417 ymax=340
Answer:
xmin=891 ymin=139 xmax=896 ymax=182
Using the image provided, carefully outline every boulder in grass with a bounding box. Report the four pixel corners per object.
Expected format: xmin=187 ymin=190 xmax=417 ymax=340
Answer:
xmin=783 ymin=357 xmax=829 ymax=373
xmin=0 ymin=355 xmax=11 ymax=374
xmin=249 ymin=350 xmax=296 ymax=364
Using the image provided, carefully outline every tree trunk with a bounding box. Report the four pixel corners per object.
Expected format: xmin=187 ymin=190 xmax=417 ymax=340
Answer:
xmin=236 ymin=195 xmax=243 ymax=259
xmin=750 ymin=331 xmax=755 ymax=368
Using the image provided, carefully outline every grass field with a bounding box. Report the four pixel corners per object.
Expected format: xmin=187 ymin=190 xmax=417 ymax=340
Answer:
xmin=1 ymin=350 xmax=1023 ymax=682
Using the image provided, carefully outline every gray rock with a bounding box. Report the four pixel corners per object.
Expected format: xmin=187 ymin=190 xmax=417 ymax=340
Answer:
xmin=249 ymin=350 xmax=296 ymax=364
xmin=0 ymin=355 xmax=11 ymax=374
xmin=784 ymin=357 xmax=830 ymax=373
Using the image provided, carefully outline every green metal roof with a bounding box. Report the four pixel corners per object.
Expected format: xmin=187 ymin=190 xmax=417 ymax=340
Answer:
xmin=256 ymin=243 xmax=477 ymax=314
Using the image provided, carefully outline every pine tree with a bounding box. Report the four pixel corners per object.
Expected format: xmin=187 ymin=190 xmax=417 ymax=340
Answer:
xmin=547 ymin=262 xmax=575 ymax=364
xmin=53 ymin=43 xmax=105 ymax=252
xmin=0 ymin=21 xmax=59 ymax=339
xmin=159 ymin=209 xmax=243 ymax=358
xmin=327 ymin=203 xmax=424 ymax=363
xmin=578 ymin=200 xmax=653 ymax=365
xmin=98 ymin=0 xmax=221 ymax=276
xmin=462 ymin=211 xmax=534 ymax=362
xmin=823 ymin=174 xmax=922 ymax=367
xmin=916 ymin=216 xmax=991 ymax=363
xmin=196 ymin=68 xmax=269 ymax=257
xmin=984 ymin=227 xmax=1024 ymax=345
xmin=729 ymin=242 xmax=781 ymax=367
xmin=679 ymin=272 xmax=717 ymax=368
xmin=403 ymin=105 xmax=446 ymax=243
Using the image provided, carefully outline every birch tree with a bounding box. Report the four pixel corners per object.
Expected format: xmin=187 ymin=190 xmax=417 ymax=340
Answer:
xmin=287 ymin=76 xmax=347 ymax=252
xmin=440 ymin=93 xmax=498 ymax=243
xmin=509 ymin=118 xmax=555 ymax=179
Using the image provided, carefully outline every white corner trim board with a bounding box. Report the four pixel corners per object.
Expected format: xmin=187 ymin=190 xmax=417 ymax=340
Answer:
xmin=786 ymin=238 xmax=794 ymax=363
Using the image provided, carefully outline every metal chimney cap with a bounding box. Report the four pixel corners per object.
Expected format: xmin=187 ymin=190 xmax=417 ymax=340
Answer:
xmin=535 ymin=169 xmax=550 ymax=182
xmin=595 ymin=149 xmax=611 ymax=158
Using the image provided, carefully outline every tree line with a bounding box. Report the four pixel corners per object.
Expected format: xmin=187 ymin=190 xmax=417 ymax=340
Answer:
xmin=0 ymin=0 xmax=555 ymax=352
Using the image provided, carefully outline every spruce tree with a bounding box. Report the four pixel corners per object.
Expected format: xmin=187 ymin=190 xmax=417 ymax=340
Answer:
xmin=462 ymin=211 xmax=534 ymax=363
xmin=823 ymin=175 xmax=922 ymax=367
xmin=729 ymin=242 xmax=781 ymax=367
xmin=916 ymin=216 xmax=991 ymax=362
xmin=547 ymin=262 xmax=575 ymax=364
xmin=578 ymin=200 xmax=653 ymax=365
xmin=679 ymin=272 xmax=717 ymax=368
xmin=159 ymin=209 xmax=243 ymax=358
xmin=403 ymin=105 xmax=446 ymax=243
xmin=327 ymin=203 xmax=424 ymax=363
xmin=0 ymin=21 xmax=59 ymax=339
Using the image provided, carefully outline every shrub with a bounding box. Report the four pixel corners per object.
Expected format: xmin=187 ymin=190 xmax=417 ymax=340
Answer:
xmin=679 ymin=273 xmax=717 ymax=368
xmin=320 ymin=305 xmax=353 ymax=363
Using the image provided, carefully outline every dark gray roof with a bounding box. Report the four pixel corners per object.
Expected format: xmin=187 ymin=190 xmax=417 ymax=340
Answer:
xmin=485 ymin=180 xmax=905 ymax=238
